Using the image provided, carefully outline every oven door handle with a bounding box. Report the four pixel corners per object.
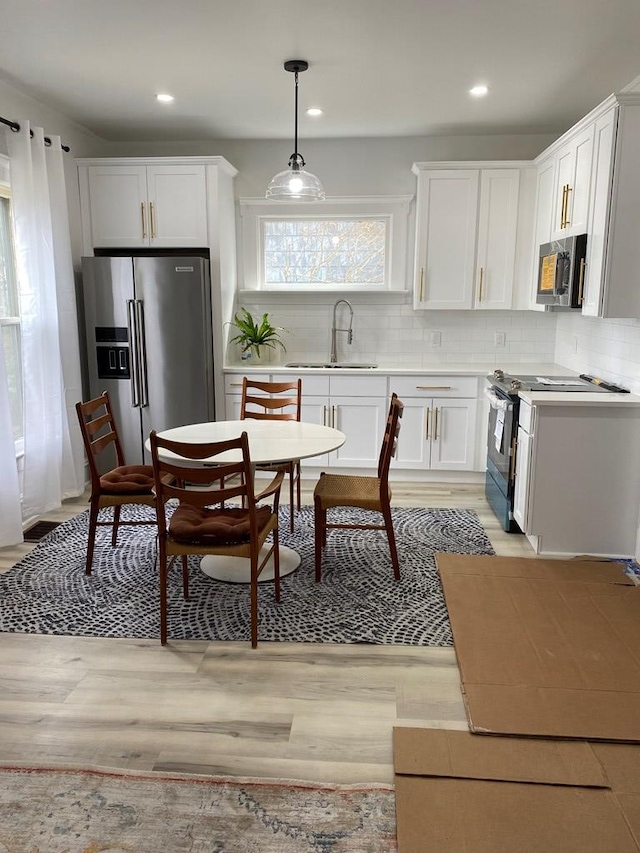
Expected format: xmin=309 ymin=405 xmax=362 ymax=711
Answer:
xmin=484 ymin=388 xmax=513 ymax=411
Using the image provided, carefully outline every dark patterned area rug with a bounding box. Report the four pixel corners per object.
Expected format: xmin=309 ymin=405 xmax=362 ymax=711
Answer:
xmin=0 ymin=505 xmax=494 ymax=645
xmin=0 ymin=765 xmax=396 ymax=852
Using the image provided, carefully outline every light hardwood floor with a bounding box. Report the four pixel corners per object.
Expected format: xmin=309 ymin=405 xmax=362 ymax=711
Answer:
xmin=0 ymin=480 xmax=534 ymax=783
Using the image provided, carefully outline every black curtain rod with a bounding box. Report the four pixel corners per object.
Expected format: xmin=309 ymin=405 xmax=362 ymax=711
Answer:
xmin=0 ymin=116 xmax=70 ymax=152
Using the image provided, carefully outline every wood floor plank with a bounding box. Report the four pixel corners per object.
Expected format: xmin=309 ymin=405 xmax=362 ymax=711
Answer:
xmin=0 ymin=479 xmax=534 ymax=781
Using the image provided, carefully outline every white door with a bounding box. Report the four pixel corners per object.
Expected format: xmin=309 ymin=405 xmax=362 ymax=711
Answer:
xmin=582 ymin=109 xmax=616 ymax=317
xmin=429 ymin=398 xmax=478 ymax=471
xmin=414 ymin=170 xmax=479 ymax=309
xmin=552 ymin=126 xmax=594 ymax=238
xmin=513 ymin=425 xmax=532 ymax=532
xmin=331 ymin=396 xmax=387 ymax=467
xmin=146 ymin=165 xmax=208 ymax=247
xmin=475 ymin=169 xmax=520 ymax=310
xmin=393 ymin=399 xmax=432 ymax=469
xmin=300 ymin=397 xmax=330 ymax=467
xmin=87 ymin=165 xmax=148 ymax=247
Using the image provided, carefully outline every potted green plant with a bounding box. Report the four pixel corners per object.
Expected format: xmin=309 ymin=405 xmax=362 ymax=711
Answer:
xmin=228 ymin=308 xmax=287 ymax=362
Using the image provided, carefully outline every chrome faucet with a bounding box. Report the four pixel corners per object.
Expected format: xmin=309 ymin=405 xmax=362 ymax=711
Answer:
xmin=330 ymin=299 xmax=354 ymax=363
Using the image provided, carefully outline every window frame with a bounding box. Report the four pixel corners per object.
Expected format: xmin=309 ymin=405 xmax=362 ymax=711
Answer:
xmin=239 ymin=196 xmax=412 ymax=293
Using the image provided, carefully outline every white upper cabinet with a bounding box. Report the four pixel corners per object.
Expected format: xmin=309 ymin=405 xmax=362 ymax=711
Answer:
xmin=81 ymin=162 xmax=208 ymax=249
xmin=582 ymin=98 xmax=640 ymax=318
xmin=76 ymin=157 xmax=238 ymax=255
xmin=475 ymin=169 xmax=520 ymax=310
xmin=413 ymin=168 xmax=479 ymax=310
xmin=529 ymin=92 xmax=640 ymax=318
xmin=550 ymin=124 xmax=594 ymax=239
xmin=412 ymin=163 xmax=524 ymax=311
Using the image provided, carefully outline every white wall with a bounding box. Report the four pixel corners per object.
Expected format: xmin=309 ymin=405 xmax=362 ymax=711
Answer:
xmin=108 ymin=133 xmax=556 ymax=198
xmin=555 ymin=314 xmax=640 ymax=392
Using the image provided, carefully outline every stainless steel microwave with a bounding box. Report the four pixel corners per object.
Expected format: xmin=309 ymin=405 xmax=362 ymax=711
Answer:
xmin=536 ymin=234 xmax=587 ymax=308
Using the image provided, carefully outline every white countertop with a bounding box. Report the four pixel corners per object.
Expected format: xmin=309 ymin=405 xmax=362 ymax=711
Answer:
xmin=519 ymin=390 xmax=640 ymax=406
xmin=224 ymin=362 xmax=577 ymax=378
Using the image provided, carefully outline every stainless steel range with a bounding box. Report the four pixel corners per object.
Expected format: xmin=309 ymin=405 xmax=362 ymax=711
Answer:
xmin=484 ymin=369 xmax=628 ymax=532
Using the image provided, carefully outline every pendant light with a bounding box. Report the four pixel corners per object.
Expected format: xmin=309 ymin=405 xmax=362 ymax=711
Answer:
xmin=266 ymin=60 xmax=325 ymax=201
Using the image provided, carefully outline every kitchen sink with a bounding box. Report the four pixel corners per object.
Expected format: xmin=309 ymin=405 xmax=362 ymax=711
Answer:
xmin=284 ymin=362 xmax=378 ymax=370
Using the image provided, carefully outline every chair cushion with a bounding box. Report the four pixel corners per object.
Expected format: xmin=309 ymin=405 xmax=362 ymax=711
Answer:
xmin=100 ymin=465 xmax=155 ymax=494
xmin=169 ymin=504 xmax=272 ymax=546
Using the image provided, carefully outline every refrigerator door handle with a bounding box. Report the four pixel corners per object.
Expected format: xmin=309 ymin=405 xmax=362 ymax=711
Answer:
xmin=135 ymin=299 xmax=149 ymax=408
xmin=126 ymin=299 xmax=141 ymax=408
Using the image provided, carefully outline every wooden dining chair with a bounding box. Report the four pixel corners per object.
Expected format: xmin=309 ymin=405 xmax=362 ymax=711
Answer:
xmin=240 ymin=377 xmax=302 ymax=532
xmin=75 ymin=391 xmax=157 ymax=575
xmin=149 ymin=429 xmax=285 ymax=648
xmin=313 ymin=393 xmax=404 ymax=581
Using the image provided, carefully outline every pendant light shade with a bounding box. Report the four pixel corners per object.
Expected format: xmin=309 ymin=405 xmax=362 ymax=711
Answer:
xmin=266 ymin=60 xmax=325 ymax=201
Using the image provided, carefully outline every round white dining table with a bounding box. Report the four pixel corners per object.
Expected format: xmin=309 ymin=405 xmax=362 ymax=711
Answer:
xmin=146 ymin=419 xmax=346 ymax=583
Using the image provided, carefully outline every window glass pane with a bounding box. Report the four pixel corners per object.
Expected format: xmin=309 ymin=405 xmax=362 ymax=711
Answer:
xmin=263 ymin=218 xmax=386 ymax=285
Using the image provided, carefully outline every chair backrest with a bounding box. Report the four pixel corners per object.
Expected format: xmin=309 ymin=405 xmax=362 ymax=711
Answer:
xmin=377 ymin=393 xmax=404 ymax=482
xmin=241 ymin=378 xmax=302 ymax=422
xmin=149 ymin=430 xmax=261 ymax=541
xmin=76 ymin=391 xmax=126 ymax=484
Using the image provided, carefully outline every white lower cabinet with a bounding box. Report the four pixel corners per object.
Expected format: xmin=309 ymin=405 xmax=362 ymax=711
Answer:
xmin=392 ymin=376 xmax=478 ymax=472
xmin=273 ymin=373 xmax=388 ymax=469
xmin=396 ymin=397 xmax=477 ymax=471
xmin=223 ymin=370 xmax=480 ymax=474
xmin=512 ymin=396 xmax=640 ymax=557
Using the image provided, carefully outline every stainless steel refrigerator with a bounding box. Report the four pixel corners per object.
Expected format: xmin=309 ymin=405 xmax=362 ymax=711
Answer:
xmin=81 ymin=256 xmax=215 ymax=468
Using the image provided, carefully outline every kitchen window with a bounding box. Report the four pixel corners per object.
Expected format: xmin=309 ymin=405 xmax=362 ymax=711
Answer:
xmin=0 ymin=184 xmax=23 ymax=445
xmin=239 ymin=196 xmax=411 ymax=293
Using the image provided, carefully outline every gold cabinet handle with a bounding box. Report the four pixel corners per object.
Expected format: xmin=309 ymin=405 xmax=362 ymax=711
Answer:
xmin=564 ymin=185 xmax=572 ymax=227
xmin=150 ymin=201 xmax=156 ymax=238
xmin=425 ymin=407 xmax=430 ymax=440
xmin=419 ymin=267 xmax=424 ymax=301
xmin=478 ymin=267 xmax=484 ymax=303
xmin=230 ymin=382 xmax=242 ymax=386
xmin=140 ymin=202 xmax=146 ymax=239
xmin=560 ymin=185 xmax=567 ymax=230
xmin=433 ymin=407 xmax=439 ymax=441
xmin=509 ymin=436 xmax=517 ymax=482
xmin=578 ymin=257 xmax=586 ymax=305
xmin=416 ymin=385 xmax=452 ymax=390
xmin=323 ymin=405 xmax=327 ymax=426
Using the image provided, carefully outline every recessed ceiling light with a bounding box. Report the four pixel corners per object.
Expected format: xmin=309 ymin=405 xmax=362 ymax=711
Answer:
xmin=306 ymin=107 xmax=323 ymax=116
xmin=470 ymin=85 xmax=489 ymax=97
xmin=156 ymin=93 xmax=175 ymax=103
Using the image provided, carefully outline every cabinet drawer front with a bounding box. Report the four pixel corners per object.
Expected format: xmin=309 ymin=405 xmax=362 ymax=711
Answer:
xmin=224 ymin=373 xmax=268 ymax=394
xmin=329 ymin=375 xmax=388 ymax=397
xmin=271 ymin=373 xmax=330 ymax=396
xmin=392 ymin=375 xmax=477 ymax=398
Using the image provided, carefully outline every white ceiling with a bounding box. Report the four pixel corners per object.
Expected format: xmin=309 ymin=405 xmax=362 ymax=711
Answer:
xmin=2 ymin=0 xmax=640 ymax=143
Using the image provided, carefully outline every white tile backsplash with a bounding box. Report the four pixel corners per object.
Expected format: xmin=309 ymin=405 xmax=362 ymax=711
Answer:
xmin=232 ymin=298 xmax=558 ymax=368
xmin=555 ymin=313 xmax=640 ymax=393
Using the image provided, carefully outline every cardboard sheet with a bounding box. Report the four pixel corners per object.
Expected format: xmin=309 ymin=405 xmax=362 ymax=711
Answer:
xmin=436 ymin=554 xmax=640 ymax=741
xmin=393 ymin=727 xmax=640 ymax=853
xmin=437 ymin=552 xmax=634 ymax=583
xmin=393 ymin=727 xmax=607 ymax=786
xmin=395 ymin=775 xmax=638 ymax=853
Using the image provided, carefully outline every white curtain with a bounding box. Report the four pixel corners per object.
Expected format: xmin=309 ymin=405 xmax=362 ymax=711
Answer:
xmin=0 ymin=122 xmax=83 ymax=546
